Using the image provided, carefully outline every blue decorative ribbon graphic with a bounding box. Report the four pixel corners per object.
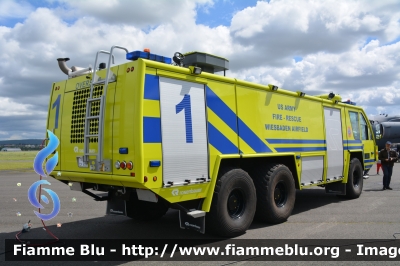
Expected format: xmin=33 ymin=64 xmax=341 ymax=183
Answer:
xmin=33 ymin=130 xmax=59 ymax=177
xmin=28 ymin=180 xmax=60 ymax=221
xmin=29 ymin=130 xmax=61 ymax=221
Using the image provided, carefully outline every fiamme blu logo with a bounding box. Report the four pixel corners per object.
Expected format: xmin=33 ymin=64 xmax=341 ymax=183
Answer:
xmin=28 ymin=130 xmax=60 ymax=221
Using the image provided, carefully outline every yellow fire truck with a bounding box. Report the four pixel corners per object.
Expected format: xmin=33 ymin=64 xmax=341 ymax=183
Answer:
xmin=48 ymin=45 xmax=376 ymax=237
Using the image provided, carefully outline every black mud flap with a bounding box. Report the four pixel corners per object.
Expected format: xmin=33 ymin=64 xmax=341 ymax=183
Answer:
xmin=179 ymin=211 xmax=205 ymax=234
xmin=106 ymin=195 xmax=127 ymax=216
xmin=325 ymin=182 xmax=346 ymax=195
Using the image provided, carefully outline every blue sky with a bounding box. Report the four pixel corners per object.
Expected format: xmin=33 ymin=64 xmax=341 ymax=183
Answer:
xmin=0 ymin=0 xmax=400 ymax=140
xmin=196 ymin=0 xmax=261 ymax=27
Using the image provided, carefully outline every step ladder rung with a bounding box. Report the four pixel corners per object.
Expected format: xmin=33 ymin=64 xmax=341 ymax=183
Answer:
xmin=87 ymin=98 xmax=101 ymax=103
xmin=86 ymin=116 xmax=100 ymax=120
xmin=92 ymin=80 xmax=105 ymax=85
xmin=85 ymin=134 xmax=99 ymax=138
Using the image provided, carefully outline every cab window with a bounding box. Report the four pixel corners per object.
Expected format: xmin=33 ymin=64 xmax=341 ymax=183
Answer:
xmin=349 ymin=111 xmax=360 ymax=140
xmin=359 ymin=114 xmax=369 ymax=140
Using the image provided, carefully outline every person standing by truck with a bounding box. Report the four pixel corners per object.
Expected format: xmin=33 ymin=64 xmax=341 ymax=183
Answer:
xmin=379 ymin=141 xmax=398 ymax=190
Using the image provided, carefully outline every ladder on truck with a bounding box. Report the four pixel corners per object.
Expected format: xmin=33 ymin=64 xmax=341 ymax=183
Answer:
xmin=83 ymin=45 xmax=129 ymax=171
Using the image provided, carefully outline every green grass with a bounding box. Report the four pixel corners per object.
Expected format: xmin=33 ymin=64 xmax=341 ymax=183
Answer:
xmin=0 ymin=151 xmax=37 ymax=171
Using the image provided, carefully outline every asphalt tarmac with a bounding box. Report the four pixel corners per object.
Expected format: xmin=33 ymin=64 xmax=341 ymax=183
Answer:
xmin=1 ymin=164 xmax=400 ymax=266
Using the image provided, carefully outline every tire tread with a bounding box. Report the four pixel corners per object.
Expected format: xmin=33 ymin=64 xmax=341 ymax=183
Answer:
xmin=250 ymin=163 xmax=295 ymax=224
xmin=206 ymin=168 xmax=256 ymax=237
xmin=345 ymin=158 xmax=363 ymax=199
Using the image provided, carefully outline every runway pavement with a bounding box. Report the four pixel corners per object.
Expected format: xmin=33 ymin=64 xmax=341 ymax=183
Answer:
xmin=1 ymin=164 xmax=400 ymax=266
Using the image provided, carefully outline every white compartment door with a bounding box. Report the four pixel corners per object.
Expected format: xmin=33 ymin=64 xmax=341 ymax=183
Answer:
xmin=159 ymin=77 xmax=208 ymax=185
xmin=324 ymin=107 xmax=344 ymax=179
xmin=301 ymin=156 xmax=324 ymax=185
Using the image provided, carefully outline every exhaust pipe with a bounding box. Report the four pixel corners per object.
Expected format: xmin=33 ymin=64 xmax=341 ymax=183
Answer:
xmin=57 ymin=58 xmax=71 ymax=75
xmin=57 ymin=58 xmax=91 ymax=77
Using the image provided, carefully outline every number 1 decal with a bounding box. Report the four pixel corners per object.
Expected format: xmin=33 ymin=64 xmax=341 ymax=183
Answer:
xmin=52 ymin=94 xmax=61 ymax=129
xmin=175 ymin=94 xmax=193 ymax=143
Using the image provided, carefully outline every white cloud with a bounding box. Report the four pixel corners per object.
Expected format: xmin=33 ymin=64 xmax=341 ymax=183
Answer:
xmin=8 ymin=134 xmax=23 ymax=140
xmin=228 ymin=0 xmax=395 ymax=69
xmin=0 ymin=0 xmax=33 ymax=19
xmin=53 ymin=0 xmax=213 ymax=28
xmin=0 ymin=97 xmax=44 ymax=116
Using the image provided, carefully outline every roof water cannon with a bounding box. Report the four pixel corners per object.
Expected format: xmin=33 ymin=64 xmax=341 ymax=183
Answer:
xmin=173 ymin=52 xmax=185 ymax=67
xmin=315 ymin=93 xmax=342 ymax=102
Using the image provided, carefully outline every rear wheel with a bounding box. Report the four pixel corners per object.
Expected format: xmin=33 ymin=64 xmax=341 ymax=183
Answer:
xmin=250 ymin=164 xmax=296 ymax=224
xmin=206 ymin=168 xmax=256 ymax=237
xmin=126 ymin=191 xmax=169 ymax=221
xmin=345 ymin=158 xmax=363 ymax=199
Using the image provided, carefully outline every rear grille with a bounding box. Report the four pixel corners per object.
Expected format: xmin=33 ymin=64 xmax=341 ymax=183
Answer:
xmin=70 ymin=86 xmax=104 ymax=143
